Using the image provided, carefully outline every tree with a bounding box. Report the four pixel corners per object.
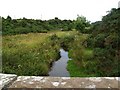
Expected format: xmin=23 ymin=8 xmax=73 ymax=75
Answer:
xmin=6 ymin=15 xmax=12 ymax=21
xmin=55 ymin=17 xmax=58 ymax=20
xmin=75 ymin=15 xmax=90 ymax=33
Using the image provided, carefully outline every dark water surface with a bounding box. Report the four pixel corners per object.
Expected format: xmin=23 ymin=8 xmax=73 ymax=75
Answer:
xmin=48 ymin=48 xmax=70 ymax=77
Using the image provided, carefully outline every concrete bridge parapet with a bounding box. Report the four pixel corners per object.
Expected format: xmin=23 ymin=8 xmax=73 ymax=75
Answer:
xmin=0 ymin=73 xmax=120 ymax=90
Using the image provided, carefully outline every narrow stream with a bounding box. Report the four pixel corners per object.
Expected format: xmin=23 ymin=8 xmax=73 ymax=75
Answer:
xmin=48 ymin=48 xmax=70 ymax=77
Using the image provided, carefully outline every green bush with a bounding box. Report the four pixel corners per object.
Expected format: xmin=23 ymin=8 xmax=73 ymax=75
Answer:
xmin=93 ymin=34 xmax=107 ymax=48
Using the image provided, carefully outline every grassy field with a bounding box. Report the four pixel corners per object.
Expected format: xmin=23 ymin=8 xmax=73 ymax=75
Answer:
xmin=2 ymin=31 xmax=78 ymax=76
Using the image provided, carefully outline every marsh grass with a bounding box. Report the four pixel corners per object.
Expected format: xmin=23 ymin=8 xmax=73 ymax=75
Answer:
xmin=67 ymin=60 xmax=96 ymax=77
xmin=67 ymin=33 xmax=98 ymax=76
xmin=3 ymin=30 xmax=96 ymax=76
xmin=2 ymin=31 xmax=77 ymax=76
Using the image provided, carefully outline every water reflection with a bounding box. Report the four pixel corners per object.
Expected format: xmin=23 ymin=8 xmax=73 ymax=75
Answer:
xmin=48 ymin=48 xmax=70 ymax=77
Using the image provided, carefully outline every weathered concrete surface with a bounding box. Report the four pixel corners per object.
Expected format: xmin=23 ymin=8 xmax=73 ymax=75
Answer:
xmin=0 ymin=73 xmax=17 ymax=90
xmin=0 ymin=73 xmax=119 ymax=89
xmin=8 ymin=76 xmax=120 ymax=89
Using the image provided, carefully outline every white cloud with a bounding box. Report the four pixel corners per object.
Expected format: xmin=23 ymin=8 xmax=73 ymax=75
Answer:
xmin=0 ymin=0 xmax=119 ymax=22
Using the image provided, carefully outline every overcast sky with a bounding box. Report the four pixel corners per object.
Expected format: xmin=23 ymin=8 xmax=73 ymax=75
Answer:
xmin=0 ymin=0 xmax=119 ymax=22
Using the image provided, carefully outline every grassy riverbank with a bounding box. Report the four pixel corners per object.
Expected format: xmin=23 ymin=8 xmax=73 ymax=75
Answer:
xmin=67 ymin=60 xmax=96 ymax=77
xmin=3 ymin=30 xmax=95 ymax=76
xmin=66 ymin=33 xmax=97 ymax=77
xmin=2 ymin=31 xmax=78 ymax=76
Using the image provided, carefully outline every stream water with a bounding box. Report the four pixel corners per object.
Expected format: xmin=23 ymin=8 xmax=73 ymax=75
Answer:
xmin=48 ymin=48 xmax=70 ymax=77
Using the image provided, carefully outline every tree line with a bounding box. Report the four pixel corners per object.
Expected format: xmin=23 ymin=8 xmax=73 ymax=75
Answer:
xmin=2 ymin=15 xmax=91 ymax=35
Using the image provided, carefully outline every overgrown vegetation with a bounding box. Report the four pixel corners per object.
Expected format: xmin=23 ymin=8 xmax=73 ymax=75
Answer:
xmin=3 ymin=33 xmax=58 ymax=75
xmin=2 ymin=16 xmax=74 ymax=35
xmin=2 ymin=31 xmax=77 ymax=75
xmin=2 ymin=8 xmax=119 ymax=76
xmin=67 ymin=8 xmax=120 ymax=77
xmin=87 ymin=8 xmax=120 ymax=76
